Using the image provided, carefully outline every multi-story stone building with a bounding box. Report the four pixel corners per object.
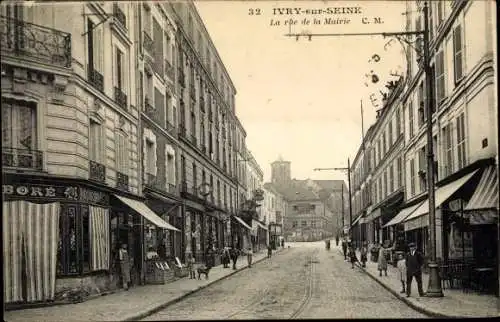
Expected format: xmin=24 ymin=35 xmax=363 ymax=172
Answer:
xmin=170 ymin=1 xmax=251 ymax=262
xmin=348 ymin=1 xmax=498 ymax=293
xmin=1 ymin=1 xmax=168 ymax=303
xmin=262 ymin=183 xmax=287 ymax=249
xmin=243 ymin=149 xmax=265 ymax=250
xmin=396 ymin=0 xmax=497 ymax=265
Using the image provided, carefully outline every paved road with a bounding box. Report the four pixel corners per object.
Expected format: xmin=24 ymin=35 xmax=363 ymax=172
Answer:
xmin=142 ymin=242 xmax=427 ymax=320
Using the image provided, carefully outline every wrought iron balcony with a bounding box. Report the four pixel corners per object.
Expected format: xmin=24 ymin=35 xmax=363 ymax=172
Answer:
xmin=2 ymin=148 xmax=43 ymax=171
xmin=145 ymin=173 xmax=164 ymax=190
xmin=114 ymin=87 xmax=127 ymax=110
xmin=116 ymin=171 xmax=129 ymax=191
xmin=144 ymin=97 xmax=155 ymax=117
xmin=166 ymin=121 xmax=176 ymax=134
xmin=0 ymin=16 xmax=72 ymax=68
xmin=143 ymin=31 xmax=153 ymax=55
xmin=88 ymin=68 xmax=104 ymax=92
xmin=113 ymin=4 xmax=127 ymax=30
xmin=89 ymin=160 xmax=106 ymax=183
xmin=165 ymin=59 xmax=175 ymax=81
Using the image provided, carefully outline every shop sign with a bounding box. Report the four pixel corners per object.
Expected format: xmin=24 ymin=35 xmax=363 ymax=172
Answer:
xmin=79 ymin=187 xmax=109 ymax=206
xmin=2 ymin=184 xmax=80 ymax=201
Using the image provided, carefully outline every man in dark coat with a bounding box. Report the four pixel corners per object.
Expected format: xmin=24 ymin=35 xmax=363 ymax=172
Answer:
xmin=230 ymin=247 xmax=240 ymax=270
xmin=335 ymin=235 xmax=339 ymax=246
xmin=405 ymin=242 xmax=425 ymax=297
xmin=341 ymin=238 xmax=348 ymax=260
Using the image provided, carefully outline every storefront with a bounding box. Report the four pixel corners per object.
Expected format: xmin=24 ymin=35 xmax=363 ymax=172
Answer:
xmin=231 ymin=215 xmax=251 ymax=250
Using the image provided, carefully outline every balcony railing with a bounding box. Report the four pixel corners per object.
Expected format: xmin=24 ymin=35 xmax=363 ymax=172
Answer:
xmin=89 ymin=160 xmax=106 ymax=183
xmin=143 ymin=31 xmax=153 ymax=55
xmin=145 ymin=173 xmax=162 ymax=190
xmin=2 ymin=148 xmax=43 ymax=170
xmin=114 ymin=87 xmax=127 ymax=110
xmin=0 ymin=16 xmax=72 ymax=68
xmin=116 ymin=171 xmax=129 ymax=191
xmin=165 ymin=59 xmax=175 ymax=81
xmin=88 ymin=68 xmax=104 ymax=92
xmin=113 ymin=4 xmax=127 ymax=30
xmin=144 ymin=97 xmax=155 ymax=117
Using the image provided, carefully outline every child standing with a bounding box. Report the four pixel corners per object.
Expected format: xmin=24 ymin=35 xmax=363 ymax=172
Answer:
xmin=187 ymin=254 xmax=196 ymax=279
xmin=396 ymin=252 xmax=407 ymax=293
xmin=360 ymin=242 xmax=368 ymax=268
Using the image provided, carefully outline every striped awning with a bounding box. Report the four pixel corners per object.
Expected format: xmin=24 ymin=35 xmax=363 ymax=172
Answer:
xmin=232 ymin=215 xmax=252 ymax=230
xmin=114 ymin=195 xmax=180 ymax=231
xmin=464 ymin=166 xmax=498 ymax=225
xmin=403 ymin=169 xmax=479 ymax=231
xmin=383 ymin=201 xmax=424 ymax=228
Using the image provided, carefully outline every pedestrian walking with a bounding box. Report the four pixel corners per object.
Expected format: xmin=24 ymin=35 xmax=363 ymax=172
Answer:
xmin=341 ymin=238 xmax=348 ymax=261
xmin=246 ymin=247 xmax=253 ymax=268
xmin=230 ymin=247 xmax=240 ymax=270
xmin=335 ymin=235 xmax=339 ymax=246
xmin=377 ymin=240 xmax=390 ymax=276
xmin=360 ymin=241 xmax=368 ymax=268
xmin=187 ymin=254 xmax=196 ymax=279
xmin=222 ymin=247 xmax=230 ymax=268
xmin=405 ymin=242 xmax=425 ymax=297
xmin=348 ymin=244 xmax=357 ymax=268
xmin=281 ymin=239 xmax=285 ymax=248
xmin=118 ymin=244 xmax=131 ymax=290
xmin=396 ymin=252 xmax=406 ymax=293
xmin=267 ymin=244 xmax=272 ymax=258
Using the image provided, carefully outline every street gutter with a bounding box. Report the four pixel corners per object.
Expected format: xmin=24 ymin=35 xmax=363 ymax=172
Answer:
xmin=124 ymin=248 xmax=287 ymax=321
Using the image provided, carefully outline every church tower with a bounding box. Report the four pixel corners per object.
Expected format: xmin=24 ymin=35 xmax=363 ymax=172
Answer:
xmin=271 ymin=155 xmax=291 ymax=185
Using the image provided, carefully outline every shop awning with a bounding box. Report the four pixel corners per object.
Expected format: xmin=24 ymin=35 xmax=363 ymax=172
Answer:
xmin=403 ymin=169 xmax=479 ymax=231
xmin=366 ymin=207 xmax=382 ymax=222
xmin=464 ymin=166 xmax=498 ymax=225
xmin=232 ymin=215 xmax=252 ymax=230
xmin=383 ymin=201 xmax=424 ymax=228
xmin=350 ymin=214 xmax=363 ymax=228
xmin=114 ymin=195 xmax=180 ymax=231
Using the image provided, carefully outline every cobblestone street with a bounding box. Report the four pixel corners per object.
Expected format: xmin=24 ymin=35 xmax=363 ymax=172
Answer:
xmin=142 ymin=242 xmax=426 ymax=320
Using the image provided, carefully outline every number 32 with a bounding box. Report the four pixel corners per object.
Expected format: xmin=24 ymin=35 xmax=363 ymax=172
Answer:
xmin=248 ymin=8 xmax=261 ymax=15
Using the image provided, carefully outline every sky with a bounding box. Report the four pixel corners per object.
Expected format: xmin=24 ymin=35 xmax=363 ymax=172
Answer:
xmin=195 ymin=0 xmax=408 ymax=183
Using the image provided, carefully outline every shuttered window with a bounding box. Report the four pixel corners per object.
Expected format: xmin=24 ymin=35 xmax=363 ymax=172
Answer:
xmin=456 ymin=113 xmax=466 ymax=170
xmin=453 ymin=25 xmax=464 ymax=83
xmin=435 ymin=50 xmax=445 ymax=105
xmin=115 ymin=131 xmax=128 ymax=173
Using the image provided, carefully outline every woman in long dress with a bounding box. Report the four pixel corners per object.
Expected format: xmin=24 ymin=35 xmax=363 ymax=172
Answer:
xmin=119 ymin=244 xmax=131 ymax=290
xmin=377 ymin=241 xmax=389 ymax=277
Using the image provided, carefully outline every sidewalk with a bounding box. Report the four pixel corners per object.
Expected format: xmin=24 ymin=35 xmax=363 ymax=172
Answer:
xmin=4 ymin=248 xmax=286 ymax=322
xmin=337 ymin=246 xmax=499 ymax=318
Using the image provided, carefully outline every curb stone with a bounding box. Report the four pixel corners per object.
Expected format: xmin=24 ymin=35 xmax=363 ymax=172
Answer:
xmin=124 ymin=248 xmax=287 ymax=321
xmin=334 ymin=248 xmax=451 ymax=318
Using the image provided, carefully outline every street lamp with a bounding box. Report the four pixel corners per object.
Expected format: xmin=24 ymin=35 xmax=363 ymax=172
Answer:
xmin=314 ymin=158 xmax=353 ymax=236
xmin=298 ymin=2 xmax=442 ymax=297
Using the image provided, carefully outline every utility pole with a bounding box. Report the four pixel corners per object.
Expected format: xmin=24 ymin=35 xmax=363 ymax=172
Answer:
xmin=300 ymin=2 xmax=442 ymax=297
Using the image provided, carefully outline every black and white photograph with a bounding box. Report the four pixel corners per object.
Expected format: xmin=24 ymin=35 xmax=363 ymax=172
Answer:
xmin=1 ymin=0 xmax=498 ymax=320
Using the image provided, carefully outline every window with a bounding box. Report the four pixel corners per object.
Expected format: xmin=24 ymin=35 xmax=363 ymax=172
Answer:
xmin=166 ymin=151 xmax=175 ymax=185
xmin=456 ymin=113 xmax=466 ymax=170
xmin=301 ymin=221 xmax=307 ymax=227
xmin=419 ymin=146 xmax=427 ymax=192
xmin=453 ymin=25 xmax=463 ymax=83
xmin=115 ymin=131 xmax=128 ymax=173
xmin=395 ymin=108 xmax=401 ymax=136
xmin=410 ymin=159 xmax=416 ymax=196
xmin=217 ymin=180 xmax=221 ymax=203
xmin=292 ymin=221 xmax=297 ymax=228
xmin=377 ymin=140 xmax=381 ymax=162
xmin=388 ymin=122 xmax=393 ymax=147
xmin=389 ymin=164 xmax=394 ymax=193
xmin=87 ymin=19 xmax=103 ymax=90
xmin=2 ymin=99 xmax=40 ymax=169
xmin=435 ymin=50 xmax=445 ymax=105
xmin=89 ymin=119 xmax=102 ymax=162
xmin=200 ymin=119 xmax=205 ymax=147
xmin=181 ymin=155 xmax=186 ymax=183
xmin=192 ymin=162 xmax=197 ymax=190
xmin=442 ymin=124 xmax=454 ymax=177
xmin=115 ymin=48 xmax=125 ymax=91
xmin=57 ymin=204 xmax=83 ymax=275
xmin=408 ymin=101 xmax=414 ymax=138
xmin=417 ymin=82 xmax=425 ymax=127
xmin=145 ymin=139 xmax=155 ymax=175
xmin=397 ymin=157 xmax=403 ymax=189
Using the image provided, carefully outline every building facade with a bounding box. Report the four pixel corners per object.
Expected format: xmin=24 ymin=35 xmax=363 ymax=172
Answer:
xmin=2 ymin=2 xmax=147 ymax=303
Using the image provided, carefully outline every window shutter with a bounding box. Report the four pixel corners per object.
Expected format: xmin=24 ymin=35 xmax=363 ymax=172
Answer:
xmin=453 ymin=25 xmax=463 ymax=82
